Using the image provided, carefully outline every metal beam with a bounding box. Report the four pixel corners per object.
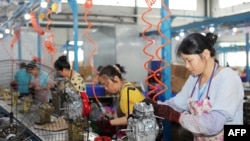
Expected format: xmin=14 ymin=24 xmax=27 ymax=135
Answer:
xmin=141 ymin=11 xmax=250 ymax=37
xmin=172 ymin=11 xmax=250 ymax=32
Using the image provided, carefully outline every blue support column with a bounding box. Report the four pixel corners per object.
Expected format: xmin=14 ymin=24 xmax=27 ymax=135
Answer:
xmin=18 ymin=33 xmax=22 ymax=60
xmin=161 ymin=0 xmax=172 ymax=141
xmin=246 ymin=33 xmax=250 ymax=82
xmin=68 ymin=0 xmax=79 ymax=72
xmin=37 ymin=33 xmax=41 ymax=61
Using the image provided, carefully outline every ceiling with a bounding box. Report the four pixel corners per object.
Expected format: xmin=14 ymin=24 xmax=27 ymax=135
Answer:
xmin=0 ymin=0 xmax=140 ymax=32
xmin=1 ymin=0 xmax=250 ymax=39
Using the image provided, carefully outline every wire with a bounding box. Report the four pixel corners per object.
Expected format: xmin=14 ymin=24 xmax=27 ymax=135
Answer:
xmin=152 ymin=0 xmax=172 ymax=101
xmin=141 ymin=1 xmax=157 ymax=98
xmin=45 ymin=0 xmax=56 ymax=56
xmin=10 ymin=29 xmax=21 ymax=48
xmin=30 ymin=11 xmax=45 ymax=35
xmin=83 ymin=0 xmax=104 ymax=110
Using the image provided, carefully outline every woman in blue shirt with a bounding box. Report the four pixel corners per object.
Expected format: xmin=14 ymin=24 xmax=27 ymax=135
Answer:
xmin=14 ymin=62 xmax=32 ymax=98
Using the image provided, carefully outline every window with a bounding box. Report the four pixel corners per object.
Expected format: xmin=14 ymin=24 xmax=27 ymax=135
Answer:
xmin=64 ymin=48 xmax=84 ymax=62
xmin=219 ymin=0 xmax=250 ymax=8
xmin=62 ymin=0 xmax=197 ymax=10
xmin=218 ymin=51 xmax=247 ymax=67
xmin=62 ymin=0 xmax=135 ymax=6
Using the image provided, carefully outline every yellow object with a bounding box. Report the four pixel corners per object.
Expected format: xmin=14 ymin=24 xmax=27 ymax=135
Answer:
xmin=120 ymin=82 xmax=145 ymax=114
xmin=11 ymin=91 xmax=19 ymax=106
xmin=51 ymin=3 xmax=58 ymax=13
xmin=39 ymin=13 xmax=45 ymax=20
xmin=3 ymin=89 xmax=10 ymax=102
xmin=23 ymin=98 xmax=33 ymax=112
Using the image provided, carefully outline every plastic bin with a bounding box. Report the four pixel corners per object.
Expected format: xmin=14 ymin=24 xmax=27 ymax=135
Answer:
xmin=86 ymin=84 xmax=105 ymax=97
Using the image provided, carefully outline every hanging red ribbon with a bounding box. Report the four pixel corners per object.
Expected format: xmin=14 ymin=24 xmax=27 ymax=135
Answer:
xmin=44 ymin=0 xmax=56 ymax=54
xmin=152 ymin=0 xmax=172 ymax=101
xmin=142 ymin=1 xmax=157 ymax=99
xmin=84 ymin=0 xmax=93 ymax=9
xmin=30 ymin=11 xmax=45 ymax=35
xmin=10 ymin=29 xmax=21 ymax=48
xmin=83 ymin=0 xmax=102 ymax=106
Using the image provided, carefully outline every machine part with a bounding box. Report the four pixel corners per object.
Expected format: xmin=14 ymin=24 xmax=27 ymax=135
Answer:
xmin=243 ymin=101 xmax=250 ymax=125
xmin=38 ymin=103 xmax=55 ymax=124
xmin=68 ymin=119 xmax=85 ymax=141
xmin=126 ymin=102 xmax=159 ymax=141
xmin=0 ymin=118 xmax=32 ymax=141
xmin=63 ymin=87 xmax=83 ymax=121
xmin=54 ymin=78 xmax=91 ymax=119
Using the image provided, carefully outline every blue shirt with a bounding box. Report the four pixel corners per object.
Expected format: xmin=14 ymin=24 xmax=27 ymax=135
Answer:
xmin=14 ymin=68 xmax=32 ymax=94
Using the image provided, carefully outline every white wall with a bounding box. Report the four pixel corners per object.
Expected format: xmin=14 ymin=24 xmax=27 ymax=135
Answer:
xmin=1 ymin=0 xmax=250 ymax=83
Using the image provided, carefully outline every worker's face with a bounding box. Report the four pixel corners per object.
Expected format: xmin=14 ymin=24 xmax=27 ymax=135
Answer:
xmin=28 ymin=68 xmax=38 ymax=76
xmin=57 ymin=69 xmax=66 ymax=77
xmin=181 ymin=53 xmax=206 ymax=75
xmin=98 ymin=75 xmax=120 ymax=94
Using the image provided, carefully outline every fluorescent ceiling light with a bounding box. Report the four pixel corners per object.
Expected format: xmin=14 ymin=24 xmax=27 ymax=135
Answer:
xmin=24 ymin=13 xmax=31 ymax=20
xmin=40 ymin=1 xmax=48 ymax=8
xmin=5 ymin=28 xmax=10 ymax=34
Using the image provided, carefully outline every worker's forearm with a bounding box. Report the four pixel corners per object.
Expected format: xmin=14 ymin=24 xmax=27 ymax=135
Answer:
xmin=110 ymin=116 xmax=127 ymax=126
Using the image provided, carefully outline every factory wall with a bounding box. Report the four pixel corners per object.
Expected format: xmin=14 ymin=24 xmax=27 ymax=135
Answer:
xmin=0 ymin=1 xmax=249 ymax=84
xmin=0 ymin=30 xmax=59 ymax=68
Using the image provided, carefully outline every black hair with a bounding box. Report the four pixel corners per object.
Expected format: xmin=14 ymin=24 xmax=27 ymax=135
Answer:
xmin=97 ymin=65 xmax=103 ymax=72
xmin=54 ymin=55 xmax=71 ymax=71
xmin=26 ymin=60 xmax=38 ymax=71
xmin=176 ymin=32 xmax=217 ymax=57
xmin=20 ymin=62 xmax=26 ymax=68
xmin=98 ymin=64 xmax=126 ymax=80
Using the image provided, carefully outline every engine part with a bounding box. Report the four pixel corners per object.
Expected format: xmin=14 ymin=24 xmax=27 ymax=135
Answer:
xmin=63 ymin=87 xmax=83 ymax=121
xmin=38 ymin=103 xmax=55 ymax=124
xmin=53 ymin=78 xmax=91 ymax=119
xmin=127 ymin=102 xmax=159 ymax=141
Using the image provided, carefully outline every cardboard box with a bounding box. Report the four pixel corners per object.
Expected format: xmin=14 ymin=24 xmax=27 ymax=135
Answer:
xmin=171 ymin=63 xmax=189 ymax=79
xmin=171 ymin=63 xmax=190 ymax=93
xmin=78 ymin=66 xmax=94 ymax=82
xmin=171 ymin=75 xmax=187 ymax=93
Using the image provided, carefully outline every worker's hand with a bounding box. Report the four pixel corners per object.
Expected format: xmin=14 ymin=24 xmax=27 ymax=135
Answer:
xmin=142 ymin=98 xmax=181 ymax=123
xmin=34 ymin=86 xmax=45 ymax=91
xmin=94 ymin=117 xmax=116 ymax=136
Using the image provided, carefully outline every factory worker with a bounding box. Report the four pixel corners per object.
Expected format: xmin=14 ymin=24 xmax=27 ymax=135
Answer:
xmin=26 ymin=60 xmax=54 ymax=104
xmin=143 ymin=32 xmax=244 ymax=141
xmin=54 ymin=55 xmax=86 ymax=92
xmin=93 ymin=64 xmax=145 ymax=138
xmin=13 ymin=62 xmax=32 ymax=99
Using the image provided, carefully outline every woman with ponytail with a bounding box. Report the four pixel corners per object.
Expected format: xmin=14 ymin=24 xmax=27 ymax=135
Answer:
xmin=93 ymin=64 xmax=145 ymax=138
xmin=143 ymin=32 xmax=244 ymax=141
